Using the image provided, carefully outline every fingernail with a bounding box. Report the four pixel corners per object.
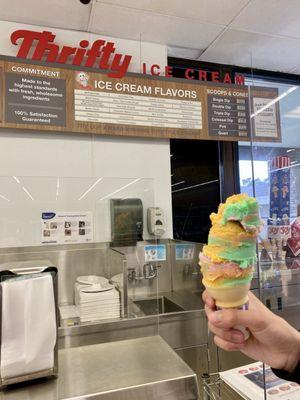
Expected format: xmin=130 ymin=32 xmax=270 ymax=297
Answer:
xmin=232 ymin=333 xmax=244 ymax=343
xmin=210 ymin=311 xmax=222 ymax=323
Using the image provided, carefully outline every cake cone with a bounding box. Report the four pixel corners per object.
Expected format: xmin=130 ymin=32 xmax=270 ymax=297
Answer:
xmin=203 ymin=282 xmax=250 ymax=308
xmin=200 ymin=255 xmax=252 ymax=339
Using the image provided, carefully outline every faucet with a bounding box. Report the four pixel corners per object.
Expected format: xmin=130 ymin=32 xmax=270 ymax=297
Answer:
xmin=127 ymin=267 xmax=144 ymax=282
xmin=127 ymin=264 xmax=161 ymax=282
xmin=143 ymin=263 xmax=159 ymax=279
xmin=127 ymin=268 xmax=136 ymax=282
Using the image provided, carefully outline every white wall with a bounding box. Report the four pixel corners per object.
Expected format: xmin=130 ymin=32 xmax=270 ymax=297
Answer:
xmin=0 ymin=21 xmax=173 ymax=246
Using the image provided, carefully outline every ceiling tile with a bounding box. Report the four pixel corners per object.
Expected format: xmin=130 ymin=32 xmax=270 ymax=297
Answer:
xmin=231 ymin=0 xmax=300 ymax=39
xmin=167 ymin=46 xmax=202 ymax=60
xmin=199 ymin=29 xmax=300 ymax=72
xmin=0 ymin=20 xmax=96 ymax=58
xmin=95 ymin=0 xmax=249 ymax=25
xmin=0 ymin=0 xmax=91 ymax=31
xmin=90 ymin=3 xmax=225 ymax=48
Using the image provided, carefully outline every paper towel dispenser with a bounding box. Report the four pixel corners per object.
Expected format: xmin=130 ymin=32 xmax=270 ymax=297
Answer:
xmin=110 ymin=198 xmax=143 ymax=246
xmin=0 ymin=265 xmax=58 ymax=387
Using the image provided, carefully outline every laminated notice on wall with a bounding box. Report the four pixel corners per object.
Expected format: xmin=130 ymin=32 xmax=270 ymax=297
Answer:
xmin=144 ymin=245 xmax=166 ymax=262
xmin=175 ymin=244 xmax=195 ymax=260
xmin=41 ymin=211 xmax=93 ymax=245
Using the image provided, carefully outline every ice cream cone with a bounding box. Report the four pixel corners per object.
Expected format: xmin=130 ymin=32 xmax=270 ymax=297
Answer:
xmin=203 ymin=281 xmax=250 ymax=308
xmin=199 ymin=194 xmax=262 ymax=340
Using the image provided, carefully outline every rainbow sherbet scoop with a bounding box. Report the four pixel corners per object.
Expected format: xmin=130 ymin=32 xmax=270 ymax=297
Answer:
xmin=199 ymin=194 xmax=262 ymax=307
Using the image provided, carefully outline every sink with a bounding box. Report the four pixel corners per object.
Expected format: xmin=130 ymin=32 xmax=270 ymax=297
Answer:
xmin=133 ymin=296 xmax=184 ymax=315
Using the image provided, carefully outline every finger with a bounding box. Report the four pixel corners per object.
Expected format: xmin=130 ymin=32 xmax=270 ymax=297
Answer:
xmin=205 ymin=304 xmax=215 ymax=320
xmin=202 ymin=291 xmax=215 ymax=309
xmin=214 ymin=335 xmax=246 ymax=351
xmin=208 ymin=322 xmax=245 ymax=344
xmin=208 ymin=308 xmax=266 ymax=332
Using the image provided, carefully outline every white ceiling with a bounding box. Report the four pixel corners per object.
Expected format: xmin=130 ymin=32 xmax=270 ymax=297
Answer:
xmin=1 ymin=0 xmax=300 ymax=74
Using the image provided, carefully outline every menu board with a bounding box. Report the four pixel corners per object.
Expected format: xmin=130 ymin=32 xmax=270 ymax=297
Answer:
xmin=0 ymin=58 xmax=281 ymax=142
xmin=207 ymin=87 xmax=250 ymax=138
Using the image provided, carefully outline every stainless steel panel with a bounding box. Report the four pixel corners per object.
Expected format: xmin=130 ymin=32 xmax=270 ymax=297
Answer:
xmin=171 ymin=241 xmax=204 ymax=294
xmin=114 ymin=240 xmax=172 ymax=299
xmin=159 ymin=310 xmax=208 ymax=349
xmin=0 ymin=243 xmax=125 ymax=306
xmin=58 ymin=315 xmax=159 ymax=349
xmin=176 ymin=344 xmax=209 ymax=394
xmin=217 ymin=349 xmax=254 ymax=372
xmin=58 ymin=309 xmax=208 ymax=351
xmin=58 ymin=283 xmax=207 ymax=350
xmin=0 ymin=336 xmax=200 ymax=400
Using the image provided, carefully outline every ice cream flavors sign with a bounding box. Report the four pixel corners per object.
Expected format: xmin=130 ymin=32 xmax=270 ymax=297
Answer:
xmin=41 ymin=211 xmax=93 ymax=245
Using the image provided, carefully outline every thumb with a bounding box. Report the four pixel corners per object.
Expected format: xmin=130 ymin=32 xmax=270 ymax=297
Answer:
xmin=209 ymin=308 xmax=267 ymax=332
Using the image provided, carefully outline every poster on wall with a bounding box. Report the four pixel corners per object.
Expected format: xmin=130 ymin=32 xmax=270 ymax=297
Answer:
xmin=41 ymin=211 xmax=93 ymax=245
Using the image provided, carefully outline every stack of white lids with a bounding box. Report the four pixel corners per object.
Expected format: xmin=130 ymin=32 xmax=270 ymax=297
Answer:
xmin=110 ymin=273 xmax=123 ymax=289
xmin=74 ymin=275 xmax=120 ymax=323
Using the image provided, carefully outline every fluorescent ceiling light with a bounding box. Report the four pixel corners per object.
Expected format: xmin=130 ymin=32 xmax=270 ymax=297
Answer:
xmin=22 ymin=186 xmax=34 ymax=201
xmin=78 ymin=177 xmax=103 ymax=200
xmin=291 ymin=162 xmax=300 ymax=168
xmin=270 ymin=163 xmax=300 ymax=172
xmin=0 ymin=194 xmax=10 ymax=202
xmin=56 ymin=178 xmax=60 ymax=201
xmin=251 ymin=86 xmax=298 ymax=118
xmin=284 ymin=106 xmax=300 ymax=119
xmin=13 ymin=176 xmax=20 ymax=184
xmin=172 ymin=179 xmax=219 ymax=193
xmin=12 ymin=176 xmax=34 ymax=200
xmin=100 ymin=178 xmax=141 ymax=201
xmin=171 ymin=180 xmax=185 ymax=187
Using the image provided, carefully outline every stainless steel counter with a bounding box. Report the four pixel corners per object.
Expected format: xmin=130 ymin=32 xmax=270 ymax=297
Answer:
xmin=0 ymin=336 xmax=199 ymax=400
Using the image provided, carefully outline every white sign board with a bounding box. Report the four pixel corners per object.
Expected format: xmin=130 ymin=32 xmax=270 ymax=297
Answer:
xmin=253 ymin=97 xmax=278 ymax=138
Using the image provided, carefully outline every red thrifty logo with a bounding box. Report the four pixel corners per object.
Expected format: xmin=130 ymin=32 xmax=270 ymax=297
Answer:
xmin=11 ymin=29 xmax=132 ymax=78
